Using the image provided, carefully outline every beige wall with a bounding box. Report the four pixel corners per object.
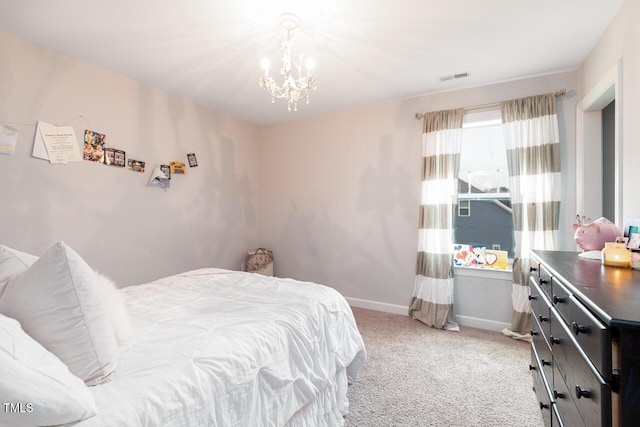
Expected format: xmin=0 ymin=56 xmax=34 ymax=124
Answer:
xmin=580 ymin=0 xmax=640 ymax=222
xmin=257 ymin=71 xmax=580 ymax=309
xmin=0 ymin=31 xmax=261 ymax=287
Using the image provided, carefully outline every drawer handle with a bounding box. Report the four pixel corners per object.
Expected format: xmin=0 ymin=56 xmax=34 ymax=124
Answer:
xmin=552 ymin=295 xmax=566 ymax=304
xmin=530 ymin=330 xmax=538 ymax=336
xmin=554 ymin=390 xmax=565 ymax=399
xmin=539 ymin=402 xmax=549 ymax=410
xmin=575 ymin=385 xmax=592 ymax=399
xmin=530 ymin=266 xmax=538 ymax=272
xmin=540 ymin=279 xmax=549 ymax=284
xmin=538 ymin=314 xmax=549 ymax=323
xmin=528 ymin=295 xmax=537 ymax=301
xmin=572 ymin=322 xmax=589 ymax=336
xmin=540 ymin=358 xmax=551 ymax=367
xmin=550 ymin=335 xmax=561 ymax=345
xmin=529 ymin=364 xmax=536 ymax=371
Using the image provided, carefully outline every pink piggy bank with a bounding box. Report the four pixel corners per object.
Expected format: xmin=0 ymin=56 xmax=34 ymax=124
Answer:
xmin=573 ymin=217 xmax=622 ymax=252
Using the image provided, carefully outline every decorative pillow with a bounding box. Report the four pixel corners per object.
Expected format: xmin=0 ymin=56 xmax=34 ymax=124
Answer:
xmin=0 ymin=241 xmax=118 ymax=386
xmin=96 ymin=271 xmax=133 ymax=345
xmin=0 ymin=314 xmax=97 ymax=425
xmin=0 ymin=245 xmax=38 ymax=294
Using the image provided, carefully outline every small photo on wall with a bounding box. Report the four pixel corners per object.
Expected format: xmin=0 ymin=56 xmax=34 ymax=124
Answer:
xmin=114 ymin=149 xmax=126 ymax=167
xmin=104 ymin=148 xmax=126 ymax=167
xmin=160 ymin=164 xmax=171 ymax=179
xmin=127 ymin=159 xmax=145 ymax=173
xmin=171 ymin=161 xmax=186 ymax=174
xmin=187 ymin=153 xmax=198 ymax=167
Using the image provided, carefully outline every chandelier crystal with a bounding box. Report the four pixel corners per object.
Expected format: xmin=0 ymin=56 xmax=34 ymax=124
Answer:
xmin=259 ymin=13 xmax=317 ymax=112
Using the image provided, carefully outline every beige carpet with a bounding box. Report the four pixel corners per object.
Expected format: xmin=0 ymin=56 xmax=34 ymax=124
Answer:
xmin=345 ymin=307 xmax=545 ymax=427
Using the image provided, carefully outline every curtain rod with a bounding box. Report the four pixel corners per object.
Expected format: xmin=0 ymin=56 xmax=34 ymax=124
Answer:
xmin=414 ymin=88 xmax=566 ymax=120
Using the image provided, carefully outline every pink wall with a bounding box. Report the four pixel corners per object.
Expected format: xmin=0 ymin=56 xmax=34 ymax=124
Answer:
xmin=256 ymin=71 xmax=579 ymax=310
xmin=0 ymin=30 xmax=261 ymax=287
xmin=1 ymin=24 xmax=590 ymax=312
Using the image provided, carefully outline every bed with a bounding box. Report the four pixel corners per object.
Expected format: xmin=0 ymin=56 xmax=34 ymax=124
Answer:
xmin=0 ymin=243 xmax=366 ymax=427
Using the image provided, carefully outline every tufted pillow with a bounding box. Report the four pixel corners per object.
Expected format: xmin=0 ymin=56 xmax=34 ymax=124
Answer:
xmin=0 ymin=245 xmax=38 ymax=295
xmin=0 ymin=313 xmax=97 ymax=426
xmin=0 ymin=241 xmax=118 ymax=386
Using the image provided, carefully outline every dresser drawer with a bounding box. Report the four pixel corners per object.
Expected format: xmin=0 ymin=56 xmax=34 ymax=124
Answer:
xmin=530 ymin=277 xmax=552 ymax=340
xmin=531 ymin=315 xmax=553 ymax=378
xmin=538 ymin=264 xmax=553 ymax=300
xmin=548 ymin=279 xmax=611 ymax=380
xmin=530 ymin=346 xmax=553 ymax=427
xmin=553 ymin=363 xmax=585 ymax=427
xmin=568 ymin=294 xmax=611 ymax=380
xmin=549 ymin=308 xmax=611 ymax=427
xmin=552 ymin=404 xmax=565 ymax=427
xmin=530 ymin=258 xmax=541 ymax=279
xmin=551 ymin=278 xmax=572 ymax=322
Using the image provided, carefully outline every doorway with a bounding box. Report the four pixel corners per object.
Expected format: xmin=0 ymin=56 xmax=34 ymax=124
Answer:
xmin=576 ymin=61 xmax=623 ymax=226
xmin=602 ymin=100 xmax=615 ymax=221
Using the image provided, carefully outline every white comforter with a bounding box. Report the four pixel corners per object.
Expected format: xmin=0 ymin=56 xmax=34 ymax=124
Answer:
xmin=74 ymin=269 xmax=366 ymax=427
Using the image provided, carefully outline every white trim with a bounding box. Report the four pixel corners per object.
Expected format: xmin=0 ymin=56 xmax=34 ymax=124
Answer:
xmin=576 ymin=60 xmax=623 ymax=226
xmin=454 ymin=266 xmax=512 ymax=280
xmin=346 ymin=295 xmax=512 ymax=332
xmin=346 ymin=297 xmax=511 ymax=331
xmin=455 ymin=314 xmax=511 ymax=332
xmin=457 ymin=193 xmax=510 ymax=200
xmin=346 ymin=297 xmax=409 ymax=316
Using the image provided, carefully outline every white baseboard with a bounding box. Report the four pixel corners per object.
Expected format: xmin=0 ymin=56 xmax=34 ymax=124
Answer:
xmin=346 ymin=297 xmax=409 ymax=316
xmin=347 ymin=297 xmax=510 ymax=332
xmin=455 ymin=314 xmax=510 ymax=332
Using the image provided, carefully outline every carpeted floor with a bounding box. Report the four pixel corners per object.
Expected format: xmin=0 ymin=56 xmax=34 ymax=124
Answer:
xmin=345 ymin=307 xmax=545 ymax=427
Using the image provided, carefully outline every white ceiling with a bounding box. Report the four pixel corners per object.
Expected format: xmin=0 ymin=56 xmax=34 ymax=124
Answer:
xmin=0 ymin=0 xmax=624 ymax=125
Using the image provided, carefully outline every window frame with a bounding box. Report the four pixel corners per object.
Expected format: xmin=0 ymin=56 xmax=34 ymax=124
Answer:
xmin=454 ymin=105 xmax=514 ymax=265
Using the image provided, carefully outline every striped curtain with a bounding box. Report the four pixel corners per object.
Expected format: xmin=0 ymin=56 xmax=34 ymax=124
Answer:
xmin=501 ymin=93 xmax=561 ymax=337
xmin=409 ymin=108 xmax=463 ymax=331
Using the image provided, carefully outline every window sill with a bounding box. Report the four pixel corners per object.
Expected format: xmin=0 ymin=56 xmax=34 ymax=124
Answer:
xmin=454 ymin=265 xmax=512 ymax=280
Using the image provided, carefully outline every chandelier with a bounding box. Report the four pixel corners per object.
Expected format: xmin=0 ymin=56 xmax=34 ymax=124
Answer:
xmin=259 ymin=13 xmax=317 ymax=112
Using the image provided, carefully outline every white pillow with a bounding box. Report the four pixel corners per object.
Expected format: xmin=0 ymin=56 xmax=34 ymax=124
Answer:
xmin=0 ymin=314 xmax=97 ymax=426
xmin=0 ymin=241 xmax=118 ymax=386
xmin=0 ymin=245 xmax=38 ymax=294
xmin=95 ymin=271 xmax=133 ymax=345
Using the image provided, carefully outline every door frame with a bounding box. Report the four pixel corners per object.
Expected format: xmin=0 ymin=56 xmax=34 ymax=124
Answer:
xmin=576 ymin=60 xmax=623 ymax=226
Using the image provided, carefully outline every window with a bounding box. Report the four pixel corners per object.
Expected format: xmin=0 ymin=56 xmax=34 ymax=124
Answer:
xmin=455 ymin=106 xmax=514 ymax=258
xmin=458 ymin=199 xmax=470 ymax=217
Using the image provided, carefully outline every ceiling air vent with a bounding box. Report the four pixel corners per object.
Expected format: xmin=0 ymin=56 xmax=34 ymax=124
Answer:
xmin=439 ymin=72 xmax=469 ymax=82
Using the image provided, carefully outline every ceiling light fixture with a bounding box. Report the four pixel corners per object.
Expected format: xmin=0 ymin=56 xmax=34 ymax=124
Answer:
xmin=259 ymin=13 xmax=317 ymax=112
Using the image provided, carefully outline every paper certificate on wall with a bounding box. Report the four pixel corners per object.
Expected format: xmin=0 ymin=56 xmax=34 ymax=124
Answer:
xmin=40 ymin=126 xmax=82 ymax=164
xmin=32 ymin=121 xmax=53 ymax=160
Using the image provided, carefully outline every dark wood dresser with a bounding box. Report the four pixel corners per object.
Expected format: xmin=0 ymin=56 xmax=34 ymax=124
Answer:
xmin=529 ymin=250 xmax=640 ymax=427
